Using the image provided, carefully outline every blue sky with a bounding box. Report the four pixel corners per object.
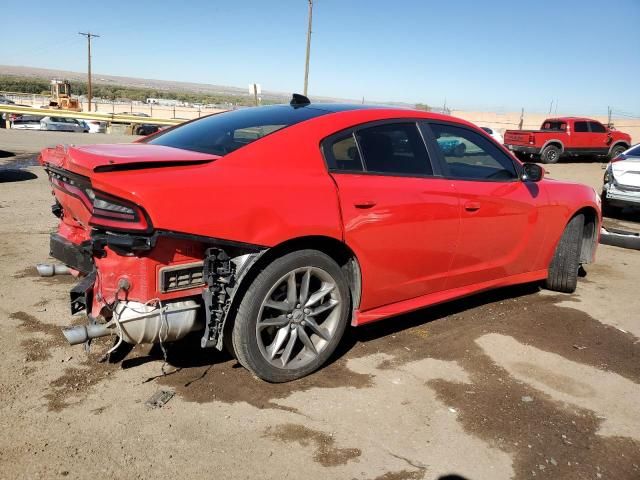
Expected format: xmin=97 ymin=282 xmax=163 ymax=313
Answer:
xmin=2 ymin=0 xmax=639 ymax=115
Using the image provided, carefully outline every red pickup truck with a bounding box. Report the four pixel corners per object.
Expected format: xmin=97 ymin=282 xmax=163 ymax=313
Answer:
xmin=504 ymin=117 xmax=631 ymax=164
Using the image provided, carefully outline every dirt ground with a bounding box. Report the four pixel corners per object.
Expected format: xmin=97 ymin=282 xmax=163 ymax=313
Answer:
xmin=0 ymin=130 xmax=639 ymax=480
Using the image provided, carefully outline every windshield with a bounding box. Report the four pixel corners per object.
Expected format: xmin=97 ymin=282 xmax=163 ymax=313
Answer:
xmin=147 ymin=105 xmax=328 ymax=156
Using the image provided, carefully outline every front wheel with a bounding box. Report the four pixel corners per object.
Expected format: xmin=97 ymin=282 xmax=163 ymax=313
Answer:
xmin=545 ymin=214 xmax=584 ymax=293
xmin=231 ymin=250 xmax=350 ymax=382
xmin=609 ymin=145 xmax=626 ymax=161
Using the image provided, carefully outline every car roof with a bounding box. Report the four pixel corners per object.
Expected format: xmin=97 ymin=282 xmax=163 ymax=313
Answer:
xmin=303 ymin=103 xmax=394 ymax=113
xmin=544 ymin=117 xmax=601 ymax=122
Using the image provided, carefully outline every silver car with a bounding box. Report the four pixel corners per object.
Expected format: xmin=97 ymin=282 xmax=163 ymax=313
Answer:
xmin=602 ymin=143 xmax=640 ymax=215
xmin=40 ymin=116 xmax=88 ymax=133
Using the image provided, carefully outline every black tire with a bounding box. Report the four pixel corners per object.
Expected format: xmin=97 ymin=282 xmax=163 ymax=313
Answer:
xmin=545 ymin=214 xmax=584 ymax=293
xmin=540 ymin=145 xmax=561 ymax=164
xmin=231 ymin=250 xmax=350 ymax=383
xmin=609 ymin=144 xmax=626 ymax=161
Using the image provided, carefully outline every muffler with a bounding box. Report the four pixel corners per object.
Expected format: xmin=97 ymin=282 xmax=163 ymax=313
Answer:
xmin=62 ymin=300 xmax=201 ymax=346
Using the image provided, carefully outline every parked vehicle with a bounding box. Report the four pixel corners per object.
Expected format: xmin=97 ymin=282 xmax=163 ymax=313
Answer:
xmin=504 ymin=117 xmax=631 ymax=164
xmin=602 ymin=143 xmax=640 ymax=215
xmin=40 ymin=97 xmax=601 ymax=382
xmin=117 ymin=112 xmax=150 ymax=117
xmin=11 ymin=115 xmax=43 ymax=130
xmin=40 ymin=116 xmax=89 ymax=133
xmin=480 ymin=126 xmax=503 ymax=144
xmin=132 ymin=124 xmax=160 ymax=136
xmin=81 ymin=120 xmax=107 ymax=134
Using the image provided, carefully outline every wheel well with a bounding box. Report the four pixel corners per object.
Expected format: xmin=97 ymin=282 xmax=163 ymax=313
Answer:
xmin=611 ymin=142 xmax=629 ymax=153
xmin=544 ymin=141 xmax=563 ymax=153
xmin=575 ymin=207 xmax=598 ymax=263
xmin=221 ymin=236 xmax=361 ymax=347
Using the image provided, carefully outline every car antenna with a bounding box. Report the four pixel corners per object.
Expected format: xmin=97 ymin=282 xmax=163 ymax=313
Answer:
xmin=290 ymin=93 xmax=311 ymax=107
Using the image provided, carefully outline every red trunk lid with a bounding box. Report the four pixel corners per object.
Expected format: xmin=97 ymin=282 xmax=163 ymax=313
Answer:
xmin=40 ymin=143 xmax=219 ymax=176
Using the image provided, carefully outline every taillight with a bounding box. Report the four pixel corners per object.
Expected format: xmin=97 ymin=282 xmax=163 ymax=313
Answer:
xmin=528 ymin=134 xmax=535 ymax=145
xmin=46 ymin=166 xmax=151 ymax=232
xmin=88 ymin=189 xmax=150 ymax=231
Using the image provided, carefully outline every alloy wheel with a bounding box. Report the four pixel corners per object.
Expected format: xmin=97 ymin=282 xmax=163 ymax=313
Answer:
xmin=255 ymin=266 xmax=342 ymax=370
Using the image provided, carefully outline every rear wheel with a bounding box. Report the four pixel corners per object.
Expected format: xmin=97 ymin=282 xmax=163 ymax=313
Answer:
xmin=545 ymin=214 xmax=584 ymax=293
xmin=231 ymin=250 xmax=350 ymax=382
xmin=540 ymin=145 xmax=561 ymax=164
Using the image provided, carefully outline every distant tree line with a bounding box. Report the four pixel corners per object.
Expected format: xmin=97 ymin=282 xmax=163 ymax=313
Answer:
xmin=0 ymin=75 xmax=275 ymax=106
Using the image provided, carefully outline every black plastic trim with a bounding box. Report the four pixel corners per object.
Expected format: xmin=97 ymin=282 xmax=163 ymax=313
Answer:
xmin=49 ymin=233 xmax=94 ymax=274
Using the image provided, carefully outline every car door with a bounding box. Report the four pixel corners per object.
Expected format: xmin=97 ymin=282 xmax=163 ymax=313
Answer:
xmin=424 ymin=122 xmax=547 ymax=289
xmin=48 ymin=117 xmax=67 ymax=131
xmin=572 ymin=120 xmax=590 ymax=153
xmin=587 ymin=121 xmax=610 ymax=154
xmin=324 ymin=121 xmax=460 ymax=312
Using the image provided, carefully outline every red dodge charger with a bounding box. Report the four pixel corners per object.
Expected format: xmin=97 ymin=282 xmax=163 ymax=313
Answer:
xmin=40 ymin=95 xmax=601 ymax=382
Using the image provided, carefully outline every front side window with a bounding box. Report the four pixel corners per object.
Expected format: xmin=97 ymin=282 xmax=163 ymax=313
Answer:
xmin=588 ymin=121 xmax=606 ymax=133
xmin=574 ymin=121 xmax=589 ymax=132
xmin=430 ymin=123 xmax=517 ymax=181
xmin=355 ymin=123 xmax=432 ymax=176
xmin=147 ymin=105 xmax=328 ymax=156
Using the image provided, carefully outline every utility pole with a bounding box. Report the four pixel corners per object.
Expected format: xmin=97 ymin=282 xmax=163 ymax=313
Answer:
xmin=518 ymin=108 xmax=524 ymax=130
xmin=79 ymin=32 xmax=100 ymax=112
xmin=303 ymin=0 xmax=313 ymax=96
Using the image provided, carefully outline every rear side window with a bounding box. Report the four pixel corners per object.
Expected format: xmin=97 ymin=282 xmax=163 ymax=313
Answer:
xmin=542 ymin=121 xmax=566 ymax=131
xmin=588 ymin=121 xmax=606 ymax=133
xmin=355 ymin=123 xmax=432 ymax=176
xmin=147 ymin=105 xmax=328 ymax=156
xmin=574 ymin=121 xmax=589 ymax=132
xmin=430 ymin=123 xmax=517 ymax=181
xmin=326 ymin=133 xmax=364 ymax=172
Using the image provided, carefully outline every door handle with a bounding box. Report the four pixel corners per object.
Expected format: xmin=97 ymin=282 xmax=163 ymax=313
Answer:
xmin=464 ymin=201 xmax=481 ymax=212
xmin=354 ymin=200 xmax=377 ymax=209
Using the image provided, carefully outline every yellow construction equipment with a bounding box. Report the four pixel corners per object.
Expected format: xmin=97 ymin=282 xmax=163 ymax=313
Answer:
xmin=48 ymin=79 xmax=81 ymax=111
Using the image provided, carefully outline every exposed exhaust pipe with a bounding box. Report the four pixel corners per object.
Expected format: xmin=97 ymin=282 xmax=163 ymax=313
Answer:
xmin=63 ymin=323 xmax=110 ymax=345
xmin=61 ymin=300 xmax=201 ymax=346
xmin=36 ymin=263 xmax=71 ymax=277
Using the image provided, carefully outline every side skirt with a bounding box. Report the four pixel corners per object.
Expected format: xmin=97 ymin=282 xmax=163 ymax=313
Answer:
xmin=352 ymin=269 xmax=548 ymax=326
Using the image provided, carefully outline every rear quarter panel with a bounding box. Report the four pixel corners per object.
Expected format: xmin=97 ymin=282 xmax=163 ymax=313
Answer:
xmin=536 ymin=179 xmax=601 ymax=267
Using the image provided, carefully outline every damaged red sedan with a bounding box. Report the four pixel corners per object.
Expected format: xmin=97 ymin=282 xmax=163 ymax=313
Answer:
xmin=40 ymin=96 xmax=601 ymax=382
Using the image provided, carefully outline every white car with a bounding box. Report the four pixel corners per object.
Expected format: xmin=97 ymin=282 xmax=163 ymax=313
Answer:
xmin=602 ymin=143 xmax=640 ymax=215
xmin=480 ymin=126 xmax=504 ymax=144
xmin=80 ymin=120 xmax=107 ymax=134
xmin=40 ymin=116 xmax=88 ymax=133
xmin=11 ymin=115 xmax=43 ymax=130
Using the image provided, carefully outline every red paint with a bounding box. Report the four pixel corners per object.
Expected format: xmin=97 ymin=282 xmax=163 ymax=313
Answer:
xmin=40 ymin=107 xmax=601 ymax=326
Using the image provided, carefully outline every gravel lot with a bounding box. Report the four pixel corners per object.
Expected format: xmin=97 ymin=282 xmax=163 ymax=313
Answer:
xmin=0 ymin=130 xmax=638 ymax=480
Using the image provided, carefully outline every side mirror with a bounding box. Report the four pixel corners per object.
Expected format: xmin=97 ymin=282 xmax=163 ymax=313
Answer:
xmin=521 ymin=162 xmax=544 ymax=182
